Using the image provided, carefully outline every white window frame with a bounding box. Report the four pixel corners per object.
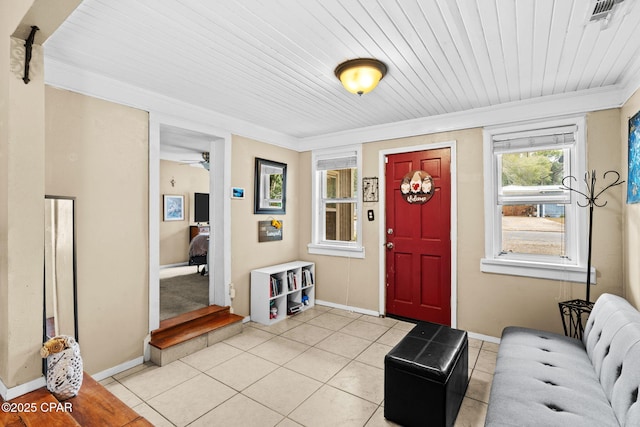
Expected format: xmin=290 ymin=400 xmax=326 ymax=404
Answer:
xmin=308 ymin=144 xmax=364 ymax=258
xmin=480 ymin=115 xmax=594 ymax=283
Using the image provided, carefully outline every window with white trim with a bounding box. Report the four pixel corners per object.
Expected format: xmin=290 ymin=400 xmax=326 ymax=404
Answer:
xmin=481 ymin=116 xmax=590 ymax=282
xmin=308 ymin=145 xmax=364 ymax=258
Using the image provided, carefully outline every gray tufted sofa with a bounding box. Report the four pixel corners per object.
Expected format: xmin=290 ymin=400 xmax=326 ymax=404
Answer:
xmin=485 ymin=293 xmax=640 ymax=426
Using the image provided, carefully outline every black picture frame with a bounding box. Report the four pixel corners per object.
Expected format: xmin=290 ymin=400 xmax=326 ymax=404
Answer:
xmin=254 ymin=158 xmax=287 ymax=214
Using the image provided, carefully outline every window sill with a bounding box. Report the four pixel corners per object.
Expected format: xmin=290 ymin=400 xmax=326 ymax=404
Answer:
xmin=480 ymin=258 xmax=595 ymax=283
xmin=307 ymin=243 xmax=365 ymax=259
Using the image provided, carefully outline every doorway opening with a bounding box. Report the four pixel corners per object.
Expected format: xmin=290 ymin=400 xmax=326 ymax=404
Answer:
xmin=148 ymin=115 xmax=232 ymax=336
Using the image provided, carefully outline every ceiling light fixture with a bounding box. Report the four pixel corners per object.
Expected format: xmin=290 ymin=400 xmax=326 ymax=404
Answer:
xmin=334 ymin=58 xmax=387 ymax=96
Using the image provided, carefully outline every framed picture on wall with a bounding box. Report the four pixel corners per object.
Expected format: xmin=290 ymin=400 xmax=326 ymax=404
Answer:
xmin=163 ymin=195 xmax=184 ymax=221
xmin=628 ymin=110 xmax=640 ymax=204
xmin=254 ymin=158 xmax=287 ymax=214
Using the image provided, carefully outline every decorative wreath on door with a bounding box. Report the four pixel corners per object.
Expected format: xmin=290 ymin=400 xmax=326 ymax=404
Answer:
xmin=400 ymin=170 xmax=434 ymax=204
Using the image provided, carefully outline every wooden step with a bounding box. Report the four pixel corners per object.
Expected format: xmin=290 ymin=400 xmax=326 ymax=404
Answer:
xmin=0 ymin=373 xmax=152 ymax=427
xmin=149 ymin=305 xmax=244 ymax=366
xmin=150 ymin=305 xmax=243 ymax=350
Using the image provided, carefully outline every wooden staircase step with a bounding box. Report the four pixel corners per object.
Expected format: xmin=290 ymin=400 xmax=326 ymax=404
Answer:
xmin=150 ymin=305 xmax=243 ymax=350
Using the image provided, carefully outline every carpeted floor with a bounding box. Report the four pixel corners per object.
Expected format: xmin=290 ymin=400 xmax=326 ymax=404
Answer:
xmin=160 ymin=268 xmax=209 ymax=321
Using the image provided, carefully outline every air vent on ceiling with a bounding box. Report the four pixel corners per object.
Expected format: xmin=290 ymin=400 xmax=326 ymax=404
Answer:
xmin=589 ymin=0 xmax=624 ymax=21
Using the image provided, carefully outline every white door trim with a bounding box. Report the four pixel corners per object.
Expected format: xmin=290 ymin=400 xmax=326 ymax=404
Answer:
xmin=378 ymin=141 xmax=458 ymax=327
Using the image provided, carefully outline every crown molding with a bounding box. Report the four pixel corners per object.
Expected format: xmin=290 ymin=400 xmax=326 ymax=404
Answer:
xmin=44 ymin=58 xmax=299 ymax=151
xmin=298 ymin=85 xmax=627 ymax=152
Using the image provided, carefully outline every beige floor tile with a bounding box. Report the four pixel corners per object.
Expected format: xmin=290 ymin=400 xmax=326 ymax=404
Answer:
xmin=468 ymin=338 xmax=483 ymax=349
xmin=249 ymin=336 xmax=310 ymax=365
xmin=359 ymin=315 xmax=399 ymax=328
xmin=475 ymin=349 xmax=498 ymax=375
xmin=104 ymin=381 xmax=143 ymax=408
xmin=147 ymin=373 xmax=236 ymax=426
xmin=288 ymin=384 xmax=378 ymax=427
xmin=206 ymin=351 xmax=278 ymax=391
xmin=481 ymin=341 xmax=500 ymax=353
xmin=119 ymin=360 xmax=200 ymax=400
xmin=113 ymin=362 xmax=155 ymax=381
xmin=392 ymin=320 xmax=416 ymax=331
xmin=277 ymin=417 xmax=303 ymax=426
xmin=365 ymin=405 xmax=401 ymax=426
xmin=466 ymin=370 xmax=493 ymax=404
xmin=281 ymin=323 xmax=335 ymax=346
xmin=376 ymin=327 xmax=408 ymax=347
xmin=327 ymin=308 xmax=363 ymax=320
xmin=243 ymin=367 xmax=322 ymax=416
xmin=250 ymin=318 xmax=304 ymax=335
xmin=454 ymin=397 xmax=488 ymax=427
xmin=291 ymin=307 xmax=325 ymax=322
xmin=285 ymin=347 xmax=350 ymax=382
xmin=355 ymin=342 xmax=392 ymax=369
xmin=189 ymin=393 xmax=283 ymax=427
xmin=131 ymin=402 xmax=173 ymax=427
xmin=328 ymin=361 xmax=385 ymax=404
xmin=99 ymin=376 xmax=115 ymax=386
xmin=468 ymin=345 xmax=480 ymax=370
xmin=340 ymin=319 xmax=390 ymax=341
xmin=180 ymin=341 xmax=243 ymax=371
xmin=308 ymin=312 xmax=355 ymax=331
xmin=316 ymin=331 xmax=371 ymax=359
xmin=224 ymin=325 xmax=276 ymax=351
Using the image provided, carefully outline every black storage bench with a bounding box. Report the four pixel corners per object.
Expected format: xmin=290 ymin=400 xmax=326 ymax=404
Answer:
xmin=384 ymin=322 xmax=468 ymax=427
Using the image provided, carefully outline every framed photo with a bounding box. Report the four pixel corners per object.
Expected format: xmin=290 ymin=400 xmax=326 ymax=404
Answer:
xmin=363 ymin=177 xmax=379 ymax=202
xmin=163 ymin=195 xmax=184 ymax=221
xmin=628 ymin=110 xmax=640 ymax=204
xmin=231 ymin=187 xmax=245 ymax=199
xmin=254 ymin=158 xmax=287 ymax=214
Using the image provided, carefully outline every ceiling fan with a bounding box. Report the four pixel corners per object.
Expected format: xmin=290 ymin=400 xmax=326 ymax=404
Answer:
xmin=180 ymin=152 xmax=210 ymax=170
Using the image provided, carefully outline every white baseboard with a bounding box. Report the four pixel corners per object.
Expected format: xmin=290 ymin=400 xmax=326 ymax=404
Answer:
xmin=468 ymin=331 xmax=501 ymax=344
xmin=160 ymin=262 xmax=189 ymax=269
xmin=0 ymin=376 xmax=47 ymax=401
xmin=91 ymin=357 xmax=145 ymax=382
xmin=315 ymin=299 xmax=380 ymax=317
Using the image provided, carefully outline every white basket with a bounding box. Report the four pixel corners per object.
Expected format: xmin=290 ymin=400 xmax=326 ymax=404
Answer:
xmin=46 ymin=336 xmax=83 ymax=401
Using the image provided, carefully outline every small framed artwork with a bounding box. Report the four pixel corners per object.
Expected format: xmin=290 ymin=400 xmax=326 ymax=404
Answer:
xmin=255 ymin=158 xmax=287 ymax=214
xmin=163 ymin=195 xmax=184 ymax=221
xmin=363 ymin=177 xmax=379 ymax=202
xmin=232 ymin=187 xmax=245 ymax=199
xmin=628 ymin=110 xmax=640 ymax=204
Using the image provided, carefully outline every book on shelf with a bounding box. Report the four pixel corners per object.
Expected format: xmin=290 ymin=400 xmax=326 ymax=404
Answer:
xmin=302 ymin=269 xmax=314 ymax=287
xmin=270 ymin=275 xmax=283 ymax=297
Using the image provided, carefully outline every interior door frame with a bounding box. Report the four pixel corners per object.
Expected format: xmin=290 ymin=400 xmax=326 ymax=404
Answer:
xmin=148 ymin=112 xmax=232 ymax=336
xmin=377 ymin=141 xmax=458 ymax=327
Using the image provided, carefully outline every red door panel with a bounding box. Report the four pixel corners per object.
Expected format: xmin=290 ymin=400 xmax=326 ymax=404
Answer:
xmin=385 ymin=148 xmax=451 ymax=325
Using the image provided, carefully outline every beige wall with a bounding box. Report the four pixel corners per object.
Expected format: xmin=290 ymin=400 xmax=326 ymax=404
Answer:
xmin=159 ymin=160 xmax=209 ymax=266
xmin=299 ymin=111 xmax=625 ymax=338
xmin=45 ymin=86 xmax=149 ymax=374
xmin=621 ymin=89 xmax=640 ymax=307
xmin=230 ymin=135 xmax=300 ymax=317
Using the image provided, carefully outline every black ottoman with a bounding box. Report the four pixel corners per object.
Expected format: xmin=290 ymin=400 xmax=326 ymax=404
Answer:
xmin=384 ymin=322 xmax=468 ymax=427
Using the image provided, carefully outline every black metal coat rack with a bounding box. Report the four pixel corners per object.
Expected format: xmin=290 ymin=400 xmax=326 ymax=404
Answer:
xmin=561 ymin=170 xmax=624 ymax=302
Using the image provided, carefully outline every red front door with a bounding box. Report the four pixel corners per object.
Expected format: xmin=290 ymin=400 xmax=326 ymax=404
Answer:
xmin=385 ymin=148 xmax=451 ymax=325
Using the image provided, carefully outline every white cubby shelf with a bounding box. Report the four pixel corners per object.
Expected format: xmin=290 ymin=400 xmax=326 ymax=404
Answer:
xmin=250 ymin=261 xmax=315 ymax=325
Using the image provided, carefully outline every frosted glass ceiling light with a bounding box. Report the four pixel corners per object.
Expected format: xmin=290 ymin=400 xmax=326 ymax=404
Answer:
xmin=334 ymin=58 xmax=387 ymax=95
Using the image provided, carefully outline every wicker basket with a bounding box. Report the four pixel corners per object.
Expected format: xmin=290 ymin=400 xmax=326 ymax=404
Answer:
xmin=46 ymin=336 xmax=83 ymax=401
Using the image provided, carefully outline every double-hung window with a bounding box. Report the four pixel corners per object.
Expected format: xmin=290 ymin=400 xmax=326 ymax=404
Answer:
xmin=481 ymin=116 xmax=590 ymax=282
xmin=308 ymin=145 xmax=364 ymax=258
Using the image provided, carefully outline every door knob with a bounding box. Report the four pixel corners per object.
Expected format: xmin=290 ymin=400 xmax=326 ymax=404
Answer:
xmin=386 ymin=242 xmax=394 ymax=250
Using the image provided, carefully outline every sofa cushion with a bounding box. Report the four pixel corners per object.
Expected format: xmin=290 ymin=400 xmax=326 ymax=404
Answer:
xmin=485 ymin=326 xmax=618 ymax=426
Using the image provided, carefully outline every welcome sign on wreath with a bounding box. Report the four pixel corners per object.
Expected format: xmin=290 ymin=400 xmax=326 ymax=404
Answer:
xmin=400 ymin=170 xmax=434 ymax=204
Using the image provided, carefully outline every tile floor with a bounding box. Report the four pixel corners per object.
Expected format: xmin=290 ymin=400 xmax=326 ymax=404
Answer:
xmin=101 ymin=305 xmax=497 ymax=426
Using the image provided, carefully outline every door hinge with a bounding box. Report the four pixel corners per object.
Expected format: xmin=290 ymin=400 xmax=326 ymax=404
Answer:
xmin=385 ymin=156 xmax=388 ymax=164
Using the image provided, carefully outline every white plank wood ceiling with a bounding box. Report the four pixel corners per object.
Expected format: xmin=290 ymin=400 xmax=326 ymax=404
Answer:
xmin=44 ymin=0 xmax=640 ymax=140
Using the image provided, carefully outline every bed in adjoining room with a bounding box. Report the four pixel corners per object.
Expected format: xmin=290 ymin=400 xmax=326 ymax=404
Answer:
xmin=188 ymin=232 xmax=208 ymax=274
